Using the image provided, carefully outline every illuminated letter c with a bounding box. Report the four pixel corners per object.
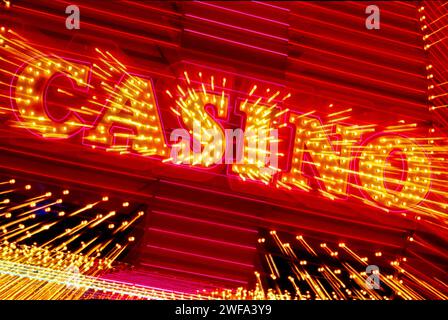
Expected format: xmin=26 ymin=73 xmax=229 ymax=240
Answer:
xmin=12 ymin=55 xmax=90 ymax=138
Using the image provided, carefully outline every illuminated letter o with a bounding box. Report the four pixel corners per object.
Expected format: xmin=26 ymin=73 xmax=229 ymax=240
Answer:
xmin=358 ymin=134 xmax=431 ymax=210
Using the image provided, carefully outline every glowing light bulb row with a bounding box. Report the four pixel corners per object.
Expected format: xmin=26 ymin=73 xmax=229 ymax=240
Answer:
xmin=0 ymin=179 xmax=143 ymax=264
xmin=257 ymin=231 xmax=448 ymax=300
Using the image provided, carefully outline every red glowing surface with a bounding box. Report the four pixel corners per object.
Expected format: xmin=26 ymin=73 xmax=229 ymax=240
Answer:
xmin=0 ymin=1 xmax=447 ymax=294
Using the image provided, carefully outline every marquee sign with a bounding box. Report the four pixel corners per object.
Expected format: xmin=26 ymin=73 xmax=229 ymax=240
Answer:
xmin=1 ymin=28 xmax=444 ymax=217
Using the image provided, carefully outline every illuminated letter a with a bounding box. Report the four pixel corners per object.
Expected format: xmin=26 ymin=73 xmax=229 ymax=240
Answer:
xmin=84 ymin=75 xmax=169 ymax=158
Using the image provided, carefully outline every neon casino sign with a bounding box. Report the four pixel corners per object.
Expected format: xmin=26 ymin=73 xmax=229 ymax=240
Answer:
xmin=2 ymin=31 xmax=436 ymax=214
